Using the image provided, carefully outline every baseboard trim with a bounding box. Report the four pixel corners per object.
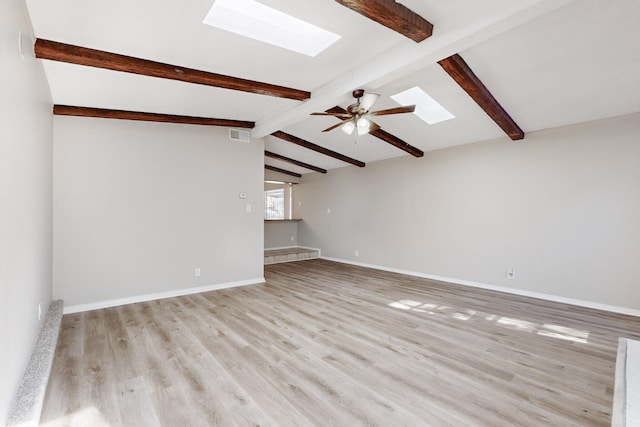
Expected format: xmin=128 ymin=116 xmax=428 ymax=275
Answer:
xmin=63 ymin=277 xmax=266 ymax=314
xmin=320 ymin=256 xmax=640 ymax=317
xmin=264 ymin=245 xmax=299 ymax=251
xmin=265 ymin=257 xmax=316 ymax=266
xmin=265 ymin=245 xmax=322 ymax=255
xmin=298 ymin=246 xmax=321 ymax=254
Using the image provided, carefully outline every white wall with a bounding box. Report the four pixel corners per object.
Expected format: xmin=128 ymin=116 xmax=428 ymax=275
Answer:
xmin=265 ymin=221 xmax=298 ymax=249
xmin=265 ymin=169 xmax=301 ymax=184
xmin=53 ymin=117 xmax=264 ymax=308
xmin=0 ymin=0 xmax=53 ymax=422
xmin=297 ymin=113 xmax=640 ymax=311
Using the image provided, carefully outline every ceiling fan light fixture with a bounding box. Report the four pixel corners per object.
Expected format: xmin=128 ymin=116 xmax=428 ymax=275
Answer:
xmin=313 ymin=89 xmax=413 ymax=137
xmin=356 ymin=116 xmax=371 ymax=135
xmin=341 ymin=120 xmax=355 ymax=135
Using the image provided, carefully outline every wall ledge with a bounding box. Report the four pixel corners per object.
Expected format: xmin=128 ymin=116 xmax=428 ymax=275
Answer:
xmin=612 ymin=338 xmax=640 ymax=426
xmin=7 ymin=300 xmax=64 ymax=427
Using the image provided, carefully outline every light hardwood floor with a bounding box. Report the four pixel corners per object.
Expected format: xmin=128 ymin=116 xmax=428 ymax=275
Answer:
xmin=40 ymin=259 xmax=640 ymax=426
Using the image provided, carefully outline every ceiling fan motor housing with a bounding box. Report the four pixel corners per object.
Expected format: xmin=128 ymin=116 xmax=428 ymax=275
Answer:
xmin=347 ymin=103 xmax=363 ymax=115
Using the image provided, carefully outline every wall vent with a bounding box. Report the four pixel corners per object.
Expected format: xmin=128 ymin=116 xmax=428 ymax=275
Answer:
xmin=229 ymin=129 xmax=250 ymax=143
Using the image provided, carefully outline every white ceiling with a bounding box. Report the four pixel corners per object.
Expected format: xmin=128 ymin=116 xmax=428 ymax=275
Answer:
xmin=25 ymin=0 xmax=640 ymax=175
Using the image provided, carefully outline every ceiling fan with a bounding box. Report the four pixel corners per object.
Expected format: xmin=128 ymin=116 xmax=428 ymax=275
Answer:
xmin=311 ymin=89 xmax=415 ymax=136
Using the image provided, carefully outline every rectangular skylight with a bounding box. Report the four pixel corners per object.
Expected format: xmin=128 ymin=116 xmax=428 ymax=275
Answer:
xmin=391 ymin=86 xmax=455 ymax=125
xmin=203 ymin=0 xmax=341 ymax=57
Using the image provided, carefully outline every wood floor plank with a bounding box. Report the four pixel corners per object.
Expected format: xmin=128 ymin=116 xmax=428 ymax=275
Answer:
xmin=41 ymin=259 xmax=640 ymax=426
xmin=164 ymin=295 xmax=314 ymax=426
xmin=116 ymin=376 xmax=161 ymax=427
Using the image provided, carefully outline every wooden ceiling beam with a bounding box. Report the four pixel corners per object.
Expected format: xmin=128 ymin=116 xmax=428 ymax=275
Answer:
xmin=265 ymin=151 xmax=327 ymax=174
xmin=370 ymin=128 xmax=423 ymax=157
xmin=265 ymin=165 xmax=301 ymax=178
xmin=335 ymin=0 xmax=433 ymax=42
xmin=438 ymin=54 xmax=524 ymax=140
xmin=326 ymin=106 xmax=423 ymax=157
xmin=53 ymin=105 xmax=255 ymax=128
xmin=35 ymin=39 xmax=310 ymax=101
xmin=252 ymin=3 xmax=570 ymax=137
xmin=271 ymin=131 xmax=365 ymax=168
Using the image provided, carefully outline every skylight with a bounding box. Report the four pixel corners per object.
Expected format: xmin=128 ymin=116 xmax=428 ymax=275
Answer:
xmin=203 ymin=0 xmax=341 ymax=57
xmin=390 ymin=86 xmax=455 ymax=125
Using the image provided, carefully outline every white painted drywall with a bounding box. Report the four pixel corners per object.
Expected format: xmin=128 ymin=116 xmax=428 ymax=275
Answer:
xmin=265 ymin=169 xmax=301 ymax=184
xmin=297 ymin=113 xmax=640 ymax=311
xmin=0 ymin=0 xmax=54 ymax=423
xmin=53 ymin=117 xmax=264 ymax=307
xmin=265 ymin=221 xmax=299 ymax=249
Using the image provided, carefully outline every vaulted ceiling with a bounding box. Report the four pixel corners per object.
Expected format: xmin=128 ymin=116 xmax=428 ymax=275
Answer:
xmin=25 ymin=0 xmax=640 ymax=177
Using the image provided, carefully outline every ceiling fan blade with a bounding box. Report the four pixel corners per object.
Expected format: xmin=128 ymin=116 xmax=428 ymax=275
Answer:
xmin=371 ymin=105 xmax=416 ymax=116
xmin=311 ymin=112 xmax=352 ymax=118
xmin=326 ymin=106 xmax=347 ymax=114
xmin=322 ymin=120 xmax=350 ymax=132
xmin=359 ymin=93 xmax=380 ymax=112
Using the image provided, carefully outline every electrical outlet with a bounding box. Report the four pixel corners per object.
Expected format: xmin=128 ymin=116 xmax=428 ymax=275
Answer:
xmin=507 ymin=269 xmax=516 ymax=279
xmin=290 ymin=235 xmax=295 ymax=242
xmin=194 ymin=268 xmax=201 ymax=277
xmin=246 ymin=204 xmax=252 ymax=212
xmin=327 ymin=208 xmax=331 ymax=214
xmin=354 ymin=250 xmax=359 ymax=257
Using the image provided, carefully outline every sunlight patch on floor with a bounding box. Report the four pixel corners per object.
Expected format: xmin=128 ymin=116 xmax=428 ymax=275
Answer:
xmin=40 ymin=406 xmax=111 ymax=427
xmin=538 ymin=323 xmax=590 ymax=343
xmin=497 ymin=316 xmax=537 ymax=332
xmin=388 ymin=300 xmax=476 ymax=319
xmin=388 ymin=299 xmax=590 ymax=344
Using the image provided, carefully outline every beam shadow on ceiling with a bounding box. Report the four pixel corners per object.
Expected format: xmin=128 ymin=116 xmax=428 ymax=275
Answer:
xmin=53 ymin=105 xmax=255 ymax=128
xmin=35 ymin=39 xmax=310 ymax=101
xmin=265 ymin=151 xmax=327 ymax=174
xmin=271 ymin=131 xmax=365 ymax=168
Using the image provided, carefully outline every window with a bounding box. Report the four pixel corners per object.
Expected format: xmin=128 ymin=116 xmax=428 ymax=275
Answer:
xmin=264 ymin=188 xmax=284 ymax=219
